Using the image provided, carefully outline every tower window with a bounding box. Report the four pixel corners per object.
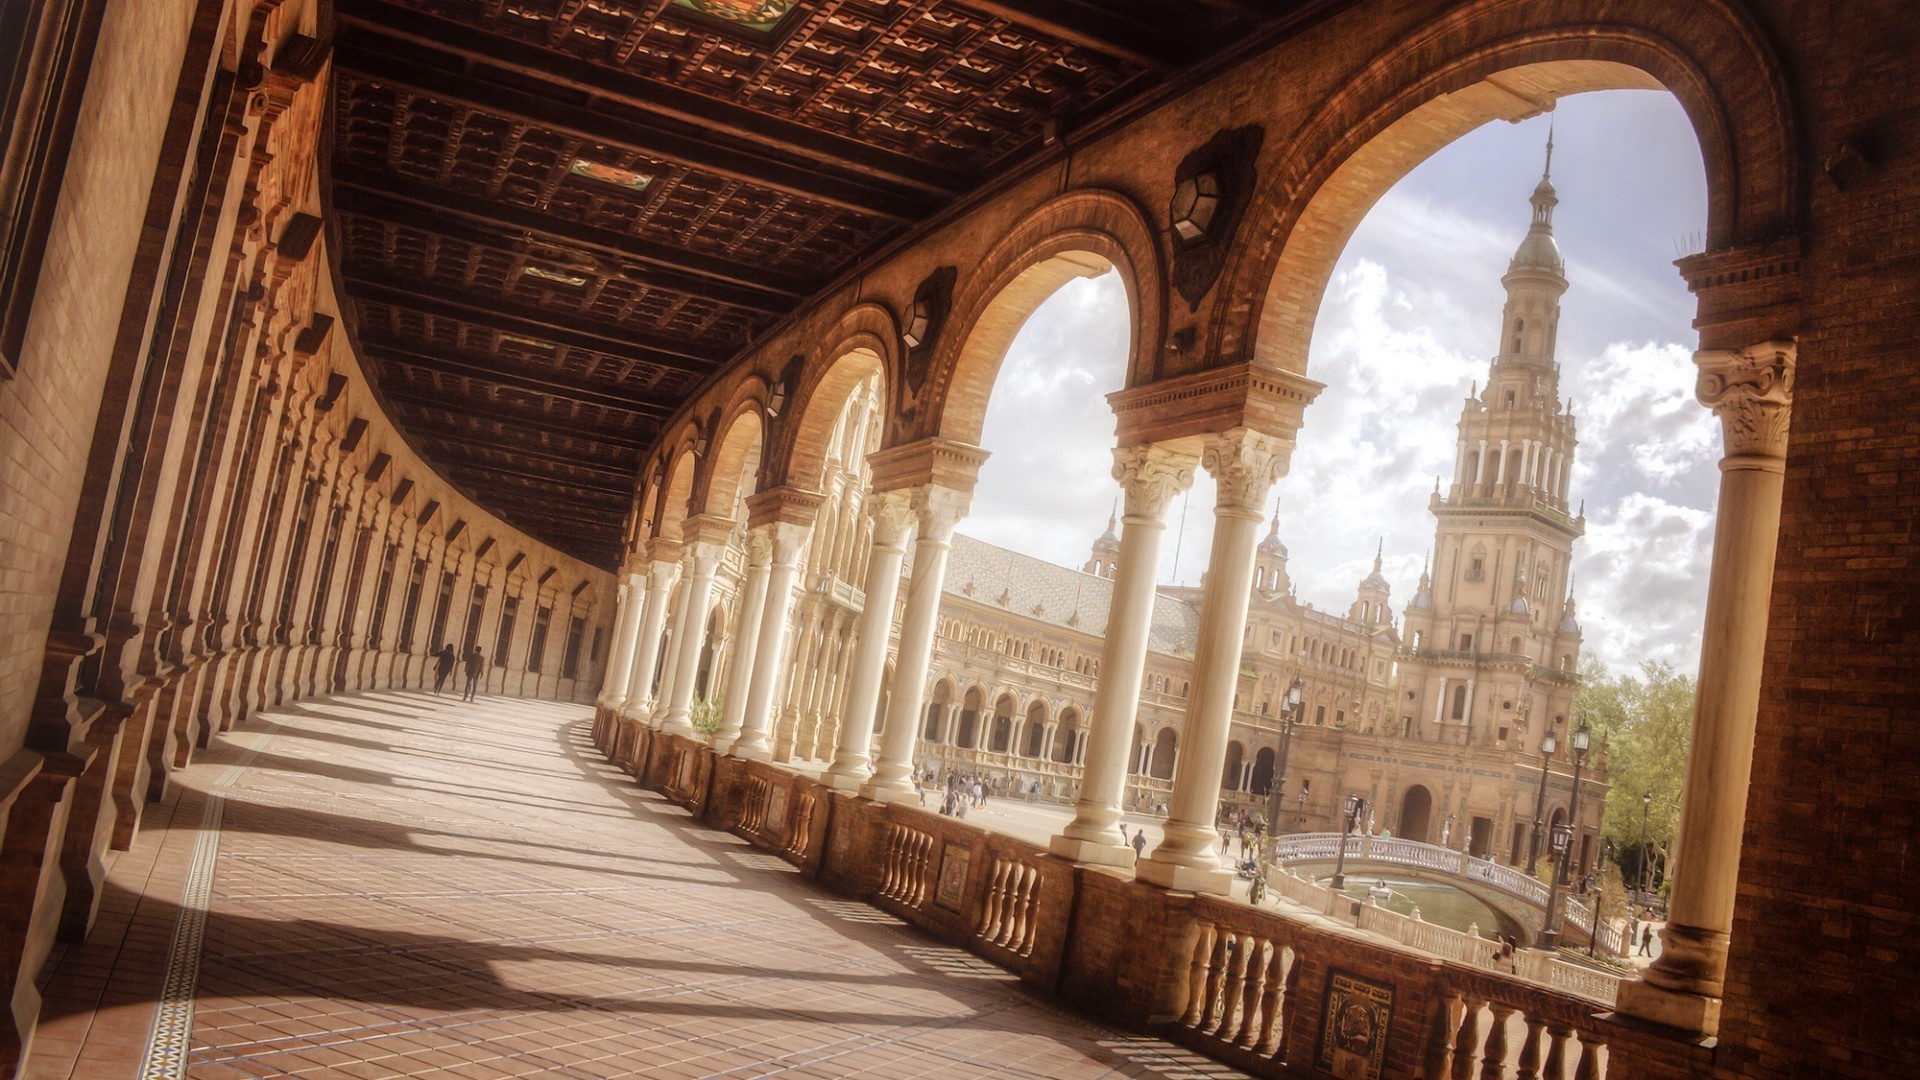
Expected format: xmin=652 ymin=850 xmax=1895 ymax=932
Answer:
xmin=1504 ymin=390 xmax=1516 ymax=409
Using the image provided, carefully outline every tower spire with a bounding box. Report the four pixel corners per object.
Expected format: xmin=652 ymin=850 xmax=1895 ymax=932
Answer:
xmin=1544 ymin=114 xmax=1554 ymax=180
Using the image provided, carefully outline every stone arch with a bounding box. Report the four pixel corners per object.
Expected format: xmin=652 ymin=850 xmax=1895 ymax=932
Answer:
xmin=924 ymin=678 xmax=955 ymax=740
xmin=1149 ymin=727 xmax=1179 ymax=782
xmin=771 ymin=303 xmax=898 ymax=491
xmin=694 ymin=380 xmax=769 ymax=520
xmin=908 ymin=189 xmax=1164 ymax=448
xmin=1400 ymin=784 xmax=1435 ymax=844
xmin=1211 ymin=0 xmax=1800 ymax=373
xmin=956 ymin=685 xmax=986 ymax=748
xmin=1223 ymin=740 xmax=1246 ymax=792
xmin=1052 ymin=707 xmax=1081 ymax=764
xmin=1022 ymin=700 xmax=1049 ymax=758
xmin=989 ymin=692 xmax=1017 ymax=753
xmin=1251 ymin=747 xmax=1276 ymax=797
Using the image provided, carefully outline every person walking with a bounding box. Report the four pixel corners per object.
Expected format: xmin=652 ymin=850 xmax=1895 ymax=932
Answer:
xmin=433 ymin=644 xmax=456 ymax=694
xmin=1638 ymin=924 xmax=1655 ymax=957
xmin=462 ymin=644 xmax=485 ymax=702
xmin=1131 ymin=829 xmax=1147 ymax=858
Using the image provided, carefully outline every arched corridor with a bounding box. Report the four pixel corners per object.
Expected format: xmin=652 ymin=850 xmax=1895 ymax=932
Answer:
xmin=25 ymin=693 xmax=1217 ymax=1078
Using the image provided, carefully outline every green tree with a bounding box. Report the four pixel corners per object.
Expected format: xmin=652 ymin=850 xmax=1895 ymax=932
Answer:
xmin=1577 ymin=656 xmax=1692 ymax=892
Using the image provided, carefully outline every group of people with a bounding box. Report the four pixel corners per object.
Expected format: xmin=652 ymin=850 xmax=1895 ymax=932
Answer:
xmin=918 ymin=768 xmax=992 ymax=818
xmin=431 ymin=643 xmax=487 ymax=701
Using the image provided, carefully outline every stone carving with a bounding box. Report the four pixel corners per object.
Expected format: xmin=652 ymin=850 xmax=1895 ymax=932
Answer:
xmin=1200 ymin=428 xmax=1292 ymax=514
xmin=684 ymin=541 xmax=726 ymax=579
xmin=866 ymin=491 xmax=917 ymax=548
xmin=910 ymin=485 xmax=971 ymax=541
xmin=744 ymin=525 xmax=775 ymax=566
xmin=648 ymin=559 xmax=683 ymax=591
xmin=1111 ymin=445 xmax=1198 ymax=522
xmin=1695 ymin=340 xmax=1795 ymax=459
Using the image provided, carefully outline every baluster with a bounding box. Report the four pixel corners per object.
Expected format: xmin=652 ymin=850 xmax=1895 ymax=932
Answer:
xmin=1214 ymin=935 xmax=1251 ymax=1038
xmin=1017 ymin=873 xmax=1041 ymax=955
xmin=913 ymin=834 xmax=933 ymax=906
xmin=1182 ymin=925 xmax=1218 ymax=1028
xmin=1452 ymin=997 xmax=1487 ymax=1080
xmin=980 ymin=858 xmax=1011 ymax=939
xmin=1423 ymin=991 xmax=1464 ymax=1079
xmin=1255 ymin=946 xmax=1288 ymax=1056
xmin=1006 ymin=864 xmax=1036 ymax=941
xmin=1542 ymin=1024 xmax=1573 ymax=1080
xmin=1233 ymin=939 xmax=1270 ymax=1049
xmin=1571 ymin=1033 xmax=1604 ymax=1080
xmin=1515 ymin=1017 xmax=1546 ymax=1080
xmin=1201 ymin=932 xmax=1233 ymax=1033
xmin=880 ymin=826 xmax=899 ymax=896
xmin=1480 ymin=1005 xmax=1514 ymax=1080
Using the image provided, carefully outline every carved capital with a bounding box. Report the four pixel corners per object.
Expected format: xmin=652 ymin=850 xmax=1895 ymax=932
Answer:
xmin=647 ymin=558 xmax=682 ymax=592
xmin=766 ymin=521 xmax=813 ymax=566
xmin=865 ymin=490 xmax=917 ymax=549
xmin=908 ymin=485 xmax=971 ymax=543
xmin=1200 ymin=428 xmax=1292 ymax=515
xmin=683 ymin=541 xmax=726 ymax=580
xmin=744 ymin=525 xmax=776 ymax=568
xmin=1112 ymin=444 xmax=1198 ymax=523
xmin=1696 ymin=340 xmax=1795 ymax=459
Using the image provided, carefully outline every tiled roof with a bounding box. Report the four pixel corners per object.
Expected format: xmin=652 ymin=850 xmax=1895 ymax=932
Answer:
xmin=934 ymin=534 xmax=1201 ymax=654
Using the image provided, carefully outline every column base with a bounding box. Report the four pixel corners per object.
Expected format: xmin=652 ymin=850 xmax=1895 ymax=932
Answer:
xmin=822 ymin=769 xmax=868 ymax=793
xmin=861 ymin=779 xmax=916 ymax=805
xmin=1613 ymin=977 xmax=1722 ymax=1037
xmin=1048 ymin=834 xmax=1136 ymax=870
xmin=1134 ymin=857 xmax=1232 ymax=895
xmin=712 ymin=733 xmax=739 ymax=755
xmin=729 ymin=742 xmax=771 ymax=763
xmin=657 ymin=717 xmax=695 ymax=737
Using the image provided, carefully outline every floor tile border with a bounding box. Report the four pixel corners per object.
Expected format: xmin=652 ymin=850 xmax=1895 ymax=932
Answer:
xmin=138 ymin=793 xmax=224 ymax=1080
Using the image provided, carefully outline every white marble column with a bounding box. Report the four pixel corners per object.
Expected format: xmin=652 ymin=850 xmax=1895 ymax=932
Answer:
xmin=1137 ymin=429 xmax=1289 ymax=894
xmin=1618 ymin=341 xmax=1795 ymax=1036
xmin=730 ymin=521 xmax=811 ymax=761
xmin=863 ymin=486 xmax=970 ymax=802
xmin=1494 ymin=438 xmax=1510 ymax=487
xmin=1050 ymin=445 xmax=1195 ymax=866
xmin=825 ymin=492 xmax=915 ymax=790
xmin=657 ymin=539 xmax=725 ymax=736
xmin=597 ymin=565 xmax=647 ymax=707
xmin=1475 ymin=439 xmax=1489 ymax=485
xmin=621 ymin=558 xmax=681 ymax=722
xmin=713 ymin=527 xmax=773 ymax=752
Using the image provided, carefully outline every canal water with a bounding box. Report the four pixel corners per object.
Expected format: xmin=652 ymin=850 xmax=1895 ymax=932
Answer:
xmin=1323 ymin=875 xmax=1526 ymax=941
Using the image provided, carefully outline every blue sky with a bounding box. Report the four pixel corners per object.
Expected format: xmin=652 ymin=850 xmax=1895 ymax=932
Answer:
xmin=958 ymin=90 xmax=1714 ymax=675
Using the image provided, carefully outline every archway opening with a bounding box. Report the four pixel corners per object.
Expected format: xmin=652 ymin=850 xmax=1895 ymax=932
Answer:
xmin=1400 ymin=785 xmax=1435 ymax=844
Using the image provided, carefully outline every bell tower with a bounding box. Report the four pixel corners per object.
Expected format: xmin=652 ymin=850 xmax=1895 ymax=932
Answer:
xmin=1399 ymin=132 xmax=1584 ymax=756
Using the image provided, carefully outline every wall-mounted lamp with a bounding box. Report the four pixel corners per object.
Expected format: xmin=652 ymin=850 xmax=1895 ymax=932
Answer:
xmin=902 ymin=300 xmax=933 ymax=351
xmin=767 ymin=380 xmax=788 ymax=418
xmin=1170 ymin=170 xmax=1222 ymax=245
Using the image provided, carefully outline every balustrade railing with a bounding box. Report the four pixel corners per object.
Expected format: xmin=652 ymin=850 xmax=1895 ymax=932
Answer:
xmin=1275 ymin=834 xmax=1552 ymax=909
xmin=974 ymin=855 xmax=1043 ymax=962
xmin=878 ymin=823 xmax=934 ymax=908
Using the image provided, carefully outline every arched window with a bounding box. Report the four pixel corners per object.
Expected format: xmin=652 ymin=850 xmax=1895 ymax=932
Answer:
xmin=1511 ymin=317 xmax=1525 ymax=354
xmin=1450 ymin=684 xmax=1468 ymax=720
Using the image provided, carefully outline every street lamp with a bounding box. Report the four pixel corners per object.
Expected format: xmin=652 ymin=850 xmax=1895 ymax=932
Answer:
xmin=1638 ymin=790 xmax=1653 ymax=896
xmin=1526 ymin=730 xmax=1559 ymax=875
xmin=1539 ymin=721 xmax=1591 ymax=950
xmin=1330 ymin=793 xmax=1367 ymax=890
xmin=1263 ymin=677 xmax=1305 ymax=840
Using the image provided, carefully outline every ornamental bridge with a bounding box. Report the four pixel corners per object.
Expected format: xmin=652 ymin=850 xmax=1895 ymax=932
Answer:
xmin=1273 ymin=833 xmax=1624 ymax=955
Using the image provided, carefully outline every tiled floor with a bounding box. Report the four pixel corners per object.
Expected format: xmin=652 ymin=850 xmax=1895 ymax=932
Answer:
xmin=27 ymin=692 xmax=1243 ymax=1079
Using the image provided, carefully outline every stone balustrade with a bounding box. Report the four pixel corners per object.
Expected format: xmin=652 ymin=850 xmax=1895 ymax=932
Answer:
xmin=609 ymin=731 xmax=1680 ymax=1078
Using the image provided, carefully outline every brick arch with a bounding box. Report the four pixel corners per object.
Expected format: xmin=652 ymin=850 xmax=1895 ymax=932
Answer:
xmin=770 ymin=302 xmax=897 ymax=491
xmin=911 ymin=189 xmax=1164 ymax=448
xmin=649 ymin=445 xmax=698 ymax=547
xmin=1210 ymin=1 xmax=1799 ymax=372
xmin=693 ymin=379 xmax=769 ymax=521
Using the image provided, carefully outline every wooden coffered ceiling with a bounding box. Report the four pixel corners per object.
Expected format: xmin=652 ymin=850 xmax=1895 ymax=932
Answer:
xmin=325 ymin=0 xmax=1311 ymax=567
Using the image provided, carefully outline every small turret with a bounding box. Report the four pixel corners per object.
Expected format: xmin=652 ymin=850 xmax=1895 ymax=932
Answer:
xmin=1253 ymin=505 xmax=1291 ymax=596
xmin=1083 ymin=503 xmax=1120 ymax=579
xmin=1350 ymin=539 xmax=1393 ymax=627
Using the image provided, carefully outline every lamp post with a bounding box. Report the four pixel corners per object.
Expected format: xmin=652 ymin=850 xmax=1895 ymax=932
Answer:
xmin=1637 ymin=789 xmax=1653 ymax=896
xmin=1526 ymin=730 xmax=1559 ymax=876
xmin=1330 ymin=793 xmax=1367 ymax=891
xmin=1538 ymin=721 xmax=1591 ymax=950
xmin=1263 ymin=678 xmax=1305 ymax=840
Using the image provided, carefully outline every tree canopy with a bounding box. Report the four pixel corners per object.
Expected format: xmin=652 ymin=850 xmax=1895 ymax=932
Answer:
xmin=1577 ymin=655 xmax=1694 ymax=889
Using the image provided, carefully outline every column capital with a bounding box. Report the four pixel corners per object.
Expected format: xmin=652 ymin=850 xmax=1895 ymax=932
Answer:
xmin=743 ymin=524 xmax=776 ymax=567
xmin=682 ymin=512 xmax=736 ymax=548
xmin=1696 ymin=339 xmax=1795 ymax=459
xmin=647 ymin=558 xmax=682 ymax=591
xmin=764 ymin=520 xmax=812 ymax=565
xmin=681 ymin=539 xmax=726 ymax=578
xmin=1200 ymin=428 xmax=1292 ymax=516
xmin=867 ymin=437 xmax=991 ymax=496
xmin=909 ymin=485 xmax=971 ymax=542
xmin=1111 ymin=444 xmax=1198 ymax=522
xmin=745 ymin=485 xmax=825 ymax=530
xmin=865 ymin=490 xmax=917 ymax=549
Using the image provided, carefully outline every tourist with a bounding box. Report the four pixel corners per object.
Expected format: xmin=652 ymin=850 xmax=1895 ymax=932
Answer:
xmin=1131 ymin=830 xmax=1147 ymax=857
xmin=432 ymin=643 xmax=456 ymax=694
xmin=1638 ymin=924 xmax=1655 ymax=956
xmin=462 ymin=645 xmax=484 ymax=701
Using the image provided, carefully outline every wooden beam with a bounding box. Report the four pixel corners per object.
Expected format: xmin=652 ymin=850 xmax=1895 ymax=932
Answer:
xmin=434 ymin=457 xmax=631 ymax=498
xmin=957 ymin=0 xmax=1193 ymax=68
xmin=416 ymin=434 xmax=637 ymax=478
xmin=482 ymin=491 xmax=625 ymax=523
xmin=332 ymin=169 xmax=807 ymax=313
xmin=334 ymin=38 xmax=930 ymax=222
xmin=343 ymin=271 xmax=722 ymax=378
xmin=334 ymin=0 xmax=971 ymax=198
xmin=362 ymin=340 xmax=676 ymax=418
xmin=376 ymin=386 xmax=656 ymax=451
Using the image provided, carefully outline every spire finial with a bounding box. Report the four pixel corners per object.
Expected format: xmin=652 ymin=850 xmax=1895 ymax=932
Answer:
xmin=1544 ymin=114 xmax=1555 ymax=180
xmin=1268 ymin=498 xmax=1281 ymax=535
xmin=1107 ymin=498 xmax=1117 ymax=530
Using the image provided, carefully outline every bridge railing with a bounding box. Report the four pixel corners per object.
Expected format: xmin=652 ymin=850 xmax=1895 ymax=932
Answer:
xmin=1273 ymin=834 xmax=1550 ymax=908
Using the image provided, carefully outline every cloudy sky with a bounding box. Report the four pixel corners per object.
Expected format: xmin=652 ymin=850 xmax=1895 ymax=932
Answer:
xmin=959 ymin=90 xmax=1716 ymax=676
